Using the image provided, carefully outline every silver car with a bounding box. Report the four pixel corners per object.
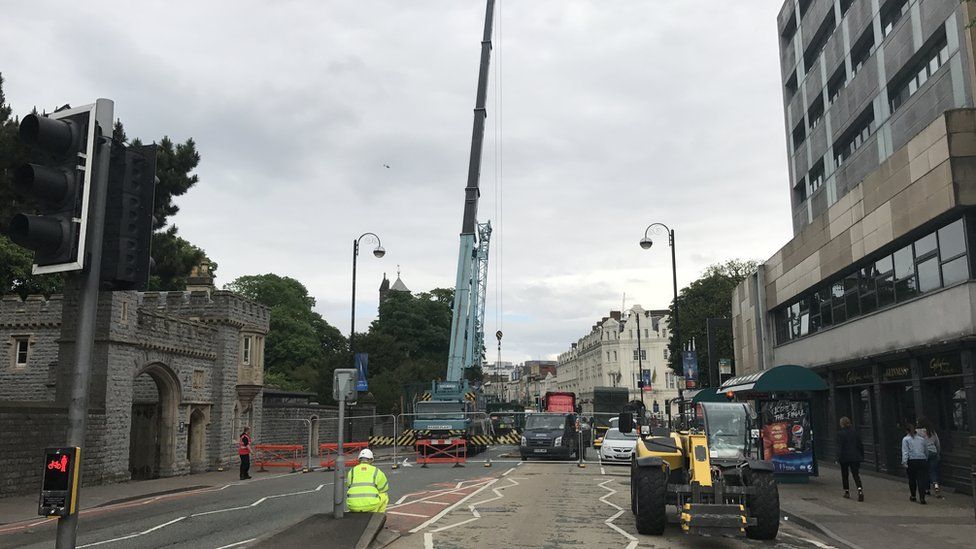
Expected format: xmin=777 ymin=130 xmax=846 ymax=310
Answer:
xmin=598 ymin=428 xmax=637 ymax=464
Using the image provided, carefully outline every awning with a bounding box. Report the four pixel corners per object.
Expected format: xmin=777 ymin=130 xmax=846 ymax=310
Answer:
xmin=685 ymin=388 xmax=726 ymax=403
xmin=719 ymin=364 xmax=827 ymax=394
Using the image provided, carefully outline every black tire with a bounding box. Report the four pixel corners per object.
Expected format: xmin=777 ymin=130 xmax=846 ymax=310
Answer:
xmin=630 ymin=458 xmax=644 ymax=514
xmin=634 ymin=465 xmax=667 ymax=535
xmin=746 ymin=471 xmax=780 ymax=540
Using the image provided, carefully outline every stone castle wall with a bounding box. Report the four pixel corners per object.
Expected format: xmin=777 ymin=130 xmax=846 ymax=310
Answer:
xmin=0 ymin=287 xmax=271 ymax=497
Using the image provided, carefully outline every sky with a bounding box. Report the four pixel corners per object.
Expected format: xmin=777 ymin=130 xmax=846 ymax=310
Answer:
xmin=2 ymin=1 xmax=792 ymax=363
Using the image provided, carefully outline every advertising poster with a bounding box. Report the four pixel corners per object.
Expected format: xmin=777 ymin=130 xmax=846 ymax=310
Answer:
xmin=641 ymin=369 xmax=651 ymax=391
xmin=682 ymin=351 xmax=698 ymax=389
xmin=760 ymin=399 xmax=814 ymax=475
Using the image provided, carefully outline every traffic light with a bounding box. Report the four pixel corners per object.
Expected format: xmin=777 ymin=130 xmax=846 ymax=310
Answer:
xmin=7 ymin=105 xmax=101 ymax=273
xmin=100 ymin=142 xmax=156 ymax=290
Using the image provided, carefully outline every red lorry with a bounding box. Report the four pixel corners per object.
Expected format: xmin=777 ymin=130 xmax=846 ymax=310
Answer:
xmin=543 ymin=391 xmax=577 ymax=413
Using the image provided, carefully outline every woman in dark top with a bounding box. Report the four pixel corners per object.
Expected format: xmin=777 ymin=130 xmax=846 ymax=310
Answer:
xmin=836 ymin=416 xmax=864 ymax=501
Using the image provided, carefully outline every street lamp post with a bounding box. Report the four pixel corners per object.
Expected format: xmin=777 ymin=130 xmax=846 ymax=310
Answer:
xmin=350 ymin=232 xmax=386 ymax=351
xmin=338 ymin=232 xmax=384 ymax=518
xmin=640 ymin=223 xmax=681 ymax=401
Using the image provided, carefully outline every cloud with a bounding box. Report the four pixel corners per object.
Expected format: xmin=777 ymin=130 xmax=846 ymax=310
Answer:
xmin=1 ymin=0 xmax=792 ymax=363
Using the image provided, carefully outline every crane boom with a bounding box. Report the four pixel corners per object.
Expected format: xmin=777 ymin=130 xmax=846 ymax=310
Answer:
xmin=447 ymin=0 xmax=495 ymax=383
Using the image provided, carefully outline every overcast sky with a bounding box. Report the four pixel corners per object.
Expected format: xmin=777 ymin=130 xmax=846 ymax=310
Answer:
xmin=3 ymin=1 xmax=791 ymax=362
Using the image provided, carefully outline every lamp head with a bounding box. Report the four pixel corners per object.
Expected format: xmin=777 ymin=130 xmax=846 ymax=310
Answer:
xmin=373 ymin=246 xmax=386 ymax=258
xmin=639 ymin=237 xmax=653 ymax=250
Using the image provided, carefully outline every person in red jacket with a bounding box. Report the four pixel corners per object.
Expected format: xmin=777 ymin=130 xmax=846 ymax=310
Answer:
xmin=239 ymin=427 xmax=252 ymax=480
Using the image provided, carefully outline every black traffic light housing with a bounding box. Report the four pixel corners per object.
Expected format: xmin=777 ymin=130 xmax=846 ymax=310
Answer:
xmin=8 ymin=107 xmax=99 ymax=272
xmin=100 ymin=142 xmax=156 ymax=290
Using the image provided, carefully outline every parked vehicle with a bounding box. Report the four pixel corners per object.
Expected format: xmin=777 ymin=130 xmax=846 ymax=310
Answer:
xmin=519 ymin=412 xmax=581 ymax=460
xmin=598 ymin=428 xmax=637 ymax=464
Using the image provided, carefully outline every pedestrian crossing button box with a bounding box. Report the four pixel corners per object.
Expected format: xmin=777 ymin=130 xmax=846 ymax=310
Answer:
xmin=38 ymin=447 xmax=80 ymax=517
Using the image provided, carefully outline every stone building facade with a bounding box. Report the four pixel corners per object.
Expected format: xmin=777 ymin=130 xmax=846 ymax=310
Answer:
xmin=0 ymin=285 xmax=270 ymax=496
xmin=555 ymin=306 xmax=681 ymax=415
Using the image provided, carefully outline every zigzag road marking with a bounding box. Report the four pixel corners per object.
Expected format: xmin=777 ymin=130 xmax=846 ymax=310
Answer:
xmin=597 ymin=478 xmax=638 ymax=548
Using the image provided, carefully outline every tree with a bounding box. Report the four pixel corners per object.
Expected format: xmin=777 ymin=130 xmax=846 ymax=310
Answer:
xmin=225 ymin=274 xmax=347 ymax=394
xmin=114 ymin=120 xmax=208 ymax=290
xmin=666 ymin=259 xmax=760 ymax=387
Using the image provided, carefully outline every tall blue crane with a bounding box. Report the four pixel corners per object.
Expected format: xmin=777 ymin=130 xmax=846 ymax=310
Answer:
xmin=446 ymin=0 xmax=495 ymax=383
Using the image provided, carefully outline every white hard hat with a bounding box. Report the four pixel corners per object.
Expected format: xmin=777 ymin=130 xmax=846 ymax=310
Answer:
xmin=358 ymin=448 xmax=374 ymax=460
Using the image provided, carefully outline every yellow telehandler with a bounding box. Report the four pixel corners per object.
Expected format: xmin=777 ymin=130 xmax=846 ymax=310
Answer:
xmin=618 ymin=401 xmax=780 ymax=539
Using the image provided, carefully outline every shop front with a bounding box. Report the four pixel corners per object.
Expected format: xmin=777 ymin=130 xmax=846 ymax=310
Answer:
xmin=820 ymin=347 xmax=976 ymax=491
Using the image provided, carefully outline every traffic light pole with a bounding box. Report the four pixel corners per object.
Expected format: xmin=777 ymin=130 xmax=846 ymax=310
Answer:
xmin=56 ymin=98 xmax=113 ymax=549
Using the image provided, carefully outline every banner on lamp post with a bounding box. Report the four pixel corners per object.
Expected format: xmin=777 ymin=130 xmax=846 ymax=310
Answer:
xmin=682 ymin=351 xmax=698 ymax=389
xmin=354 ymin=353 xmax=368 ymax=392
xmin=641 ymin=369 xmax=651 ymax=392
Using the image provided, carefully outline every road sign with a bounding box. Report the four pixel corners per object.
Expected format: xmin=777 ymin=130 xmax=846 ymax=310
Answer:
xmin=39 ymin=447 xmax=80 ymax=517
xmin=333 ymin=368 xmax=358 ymax=402
xmin=719 ymin=358 xmax=732 ymax=375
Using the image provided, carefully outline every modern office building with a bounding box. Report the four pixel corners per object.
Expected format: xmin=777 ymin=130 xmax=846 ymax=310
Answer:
xmin=733 ymin=0 xmax=976 ymax=490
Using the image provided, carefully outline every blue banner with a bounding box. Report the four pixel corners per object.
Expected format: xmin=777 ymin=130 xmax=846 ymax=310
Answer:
xmin=681 ymin=351 xmax=698 ymax=389
xmin=641 ymin=369 xmax=651 ymax=391
xmin=354 ymin=353 xmax=368 ymax=391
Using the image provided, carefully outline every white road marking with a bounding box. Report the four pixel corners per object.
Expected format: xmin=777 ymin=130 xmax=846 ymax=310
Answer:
xmin=190 ymin=483 xmax=331 ymax=517
xmin=388 ymin=511 xmax=432 ymax=518
xmin=388 ymin=481 xmax=493 ymax=510
xmin=424 ymin=532 xmax=434 ymax=549
xmin=214 ymin=538 xmax=257 ymax=549
xmin=426 ymin=476 xmax=520 ymax=536
xmin=597 ymin=479 xmax=638 ymax=543
xmin=601 ymin=467 xmax=606 ymax=475
xmin=502 ymin=466 xmax=517 ymax=477
xmin=77 ymin=516 xmax=187 ymax=548
xmin=409 ymin=479 xmax=499 ymax=533
xmin=395 ymin=495 xmax=410 ymax=504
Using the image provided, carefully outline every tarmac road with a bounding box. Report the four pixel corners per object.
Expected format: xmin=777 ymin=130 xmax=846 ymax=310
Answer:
xmin=0 ymin=453 xmax=498 ymax=549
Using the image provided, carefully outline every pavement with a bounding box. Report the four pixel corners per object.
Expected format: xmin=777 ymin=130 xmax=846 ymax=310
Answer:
xmin=778 ymin=463 xmax=976 ymax=549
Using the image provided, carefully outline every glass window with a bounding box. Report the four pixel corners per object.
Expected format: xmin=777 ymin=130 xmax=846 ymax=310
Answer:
xmin=845 ymin=274 xmax=860 ymax=318
xmin=876 ymin=255 xmax=893 ymax=275
xmin=951 ymin=388 xmax=969 ymax=431
xmin=894 ymin=244 xmax=914 ymax=279
xmin=895 ymin=273 xmax=918 ymax=302
xmin=819 ymin=290 xmax=833 ymax=326
xmin=917 ymin=256 xmax=941 ymax=292
xmin=915 ymin=233 xmax=937 ymax=257
xmin=938 ymin=219 xmax=966 ymax=260
xmin=242 ymin=336 xmax=252 ymax=365
xmin=941 ymin=256 xmax=968 ymax=286
xmin=15 ymin=338 xmax=28 ymax=366
xmin=877 ymin=271 xmax=895 ymax=308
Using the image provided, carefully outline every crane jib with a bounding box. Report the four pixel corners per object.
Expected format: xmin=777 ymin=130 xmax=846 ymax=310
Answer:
xmin=448 ymin=0 xmax=496 ymax=384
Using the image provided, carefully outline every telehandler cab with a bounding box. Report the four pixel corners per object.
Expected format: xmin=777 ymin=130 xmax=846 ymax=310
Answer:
xmin=618 ymin=401 xmax=780 ymax=539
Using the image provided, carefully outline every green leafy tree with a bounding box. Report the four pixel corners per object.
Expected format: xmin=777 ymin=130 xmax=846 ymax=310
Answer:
xmin=666 ymin=259 xmax=759 ymax=387
xmin=225 ymin=274 xmax=347 ymax=394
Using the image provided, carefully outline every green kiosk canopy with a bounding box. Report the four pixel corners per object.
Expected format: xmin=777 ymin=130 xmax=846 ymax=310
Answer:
xmin=719 ymin=364 xmax=827 ymax=395
xmin=686 ymin=388 xmax=726 ymax=404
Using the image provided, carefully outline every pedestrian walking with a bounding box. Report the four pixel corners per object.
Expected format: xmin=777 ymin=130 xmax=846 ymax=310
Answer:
xmin=916 ymin=417 xmax=943 ymax=498
xmin=901 ymin=422 xmax=929 ymax=504
xmin=239 ymin=426 xmax=252 ymax=480
xmin=835 ymin=416 xmax=864 ymax=501
xmin=346 ymin=448 xmax=389 ymax=513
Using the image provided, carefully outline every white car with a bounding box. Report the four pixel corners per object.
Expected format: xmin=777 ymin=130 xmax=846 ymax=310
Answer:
xmin=598 ymin=428 xmax=637 ymax=464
